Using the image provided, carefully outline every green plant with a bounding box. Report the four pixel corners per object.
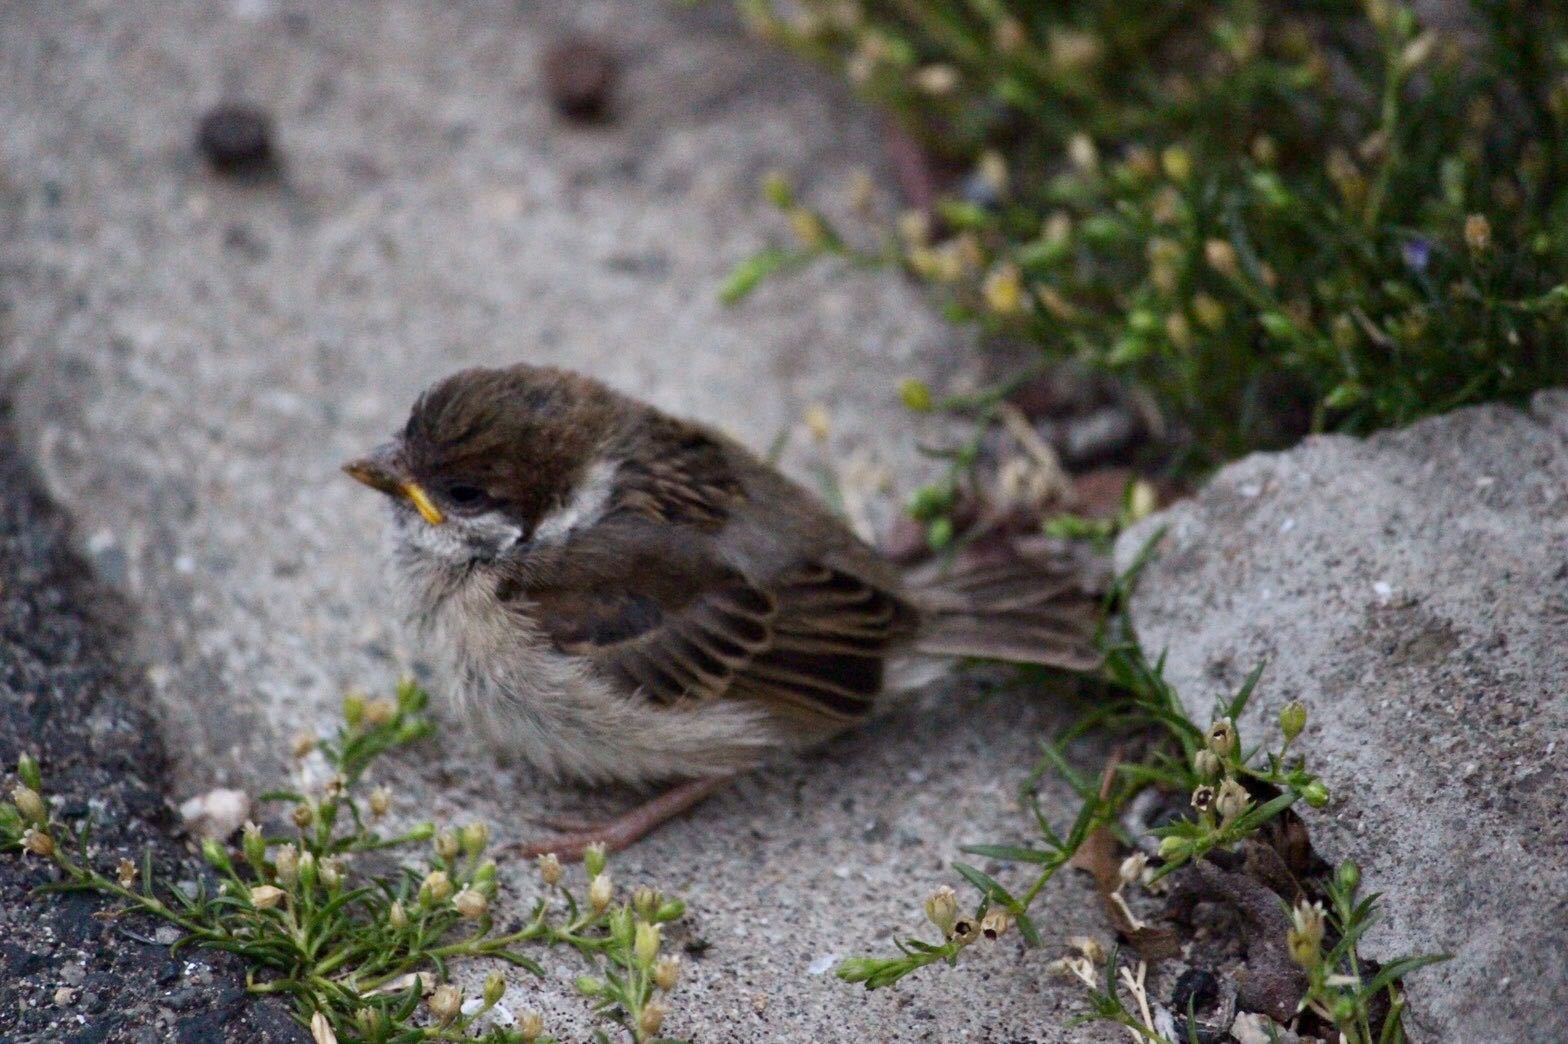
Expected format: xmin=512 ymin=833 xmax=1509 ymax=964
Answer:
xmin=837 ymin=548 xmax=1327 ymax=990
xmin=834 ymin=543 xmax=1446 ymax=1040
xmin=1051 ymin=860 xmax=1447 ymax=1044
xmin=2 ymin=682 xmax=688 ymax=1044
xmin=1287 ymin=861 xmax=1449 ymax=1044
xmin=731 ymin=0 xmax=1568 ymax=467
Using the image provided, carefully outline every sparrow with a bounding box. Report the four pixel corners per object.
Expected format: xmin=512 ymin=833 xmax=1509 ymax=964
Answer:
xmin=345 ymin=364 xmax=1101 ymax=856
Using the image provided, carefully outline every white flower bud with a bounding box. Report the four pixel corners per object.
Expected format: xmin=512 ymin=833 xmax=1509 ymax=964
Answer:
xmin=589 ymin=871 xmax=613 ymax=914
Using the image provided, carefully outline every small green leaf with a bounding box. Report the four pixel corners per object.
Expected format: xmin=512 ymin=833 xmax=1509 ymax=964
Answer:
xmin=1324 ymin=381 xmax=1367 ymax=410
xmin=951 ymin=862 xmax=1021 ymax=911
xmin=718 ymin=248 xmax=794 ymax=304
xmin=958 ymin=843 xmax=1054 ymax=865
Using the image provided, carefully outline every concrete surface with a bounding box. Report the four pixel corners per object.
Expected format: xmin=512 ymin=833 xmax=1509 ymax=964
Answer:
xmin=1 ymin=1 xmax=1120 ymax=1040
xmin=0 ymin=413 xmax=303 ymax=1043
xmin=1117 ymin=392 xmax=1568 ymax=1042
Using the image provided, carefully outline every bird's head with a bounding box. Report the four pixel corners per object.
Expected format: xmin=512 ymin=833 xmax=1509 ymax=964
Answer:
xmin=344 ymin=365 xmax=623 ymax=565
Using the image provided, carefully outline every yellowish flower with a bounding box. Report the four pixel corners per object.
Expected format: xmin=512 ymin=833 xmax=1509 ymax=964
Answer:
xmin=250 ymin=885 xmax=286 ymax=910
xmin=1465 ymin=213 xmax=1492 ymax=252
xmin=983 ymin=264 xmax=1025 ymax=315
xmin=589 ymin=871 xmax=614 ymax=913
xmin=788 ymin=208 xmax=827 ymax=250
xmin=1215 ymin=777 xmax=1251 ymax=823
xmin=803 ymin=404 xmax=832 ymax=443
xmin=980 ymin=908 xmax=1013 ymax=940
xmin=1160 ymin=145 xmax=1193 ymax=184
xmin=428 ymin=984 xmax=462 ymax=1025
xmin=22 ymin=829 xmax=54 ymax=859
xmin=1035 ymin=285 xmax=1080 ymax=323
xmin=924 ymin=885 xmax=959 ymax=936
xmin=1207 ymin=717 xmax=1238 ymax=757
xmin=1204 ymin=239 xmax=1239 ymax=278
xmin=1067 ymin=134 xmax=1098 ymax=173
xmin=1192 ymin=293 xmax=1226 ymax=330
xmin=914 ymin=64 xmax=960 ymax=95
xmin=640 ymin=999 xmax=668 ymax=1037
xmin=362 ymin=697 xmax=396 ymax=726
xmin=454 ymin=888 xmax=488 ymax=919
xmin=635 ymin=921 xmax=662 ymax=964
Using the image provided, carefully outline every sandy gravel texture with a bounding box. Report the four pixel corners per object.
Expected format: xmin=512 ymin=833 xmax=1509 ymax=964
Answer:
xmin=1 ymin=1 xmax=1117 ymax=1040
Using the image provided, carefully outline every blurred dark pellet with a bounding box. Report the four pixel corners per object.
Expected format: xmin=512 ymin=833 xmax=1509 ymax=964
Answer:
xmin=540 ymin=36 xmax=617 ymax=122
xmin=196 ymin=103 xmax=275 ymax=175
xmin=1171 ymin=967 xmax=1220 ymax=1015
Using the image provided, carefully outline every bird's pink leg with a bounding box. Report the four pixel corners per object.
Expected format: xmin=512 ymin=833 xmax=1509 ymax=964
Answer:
xmin=512 ymin=775 xmax=735 ymax=861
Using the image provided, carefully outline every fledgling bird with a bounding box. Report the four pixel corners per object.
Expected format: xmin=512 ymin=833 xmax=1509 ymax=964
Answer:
xmin=345 ymin=365 xmax=1101 ymax=857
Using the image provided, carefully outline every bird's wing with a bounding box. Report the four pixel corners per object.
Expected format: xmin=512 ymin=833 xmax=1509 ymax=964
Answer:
xmin=513 ymin=523 xmax=915 ymax=727
xmin=601 ymin=415 xmax=746 ymax=531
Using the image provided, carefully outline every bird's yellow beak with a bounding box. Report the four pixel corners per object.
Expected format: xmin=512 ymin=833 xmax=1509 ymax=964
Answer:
xmin=343 ymin=447 xmax=446 ymax=526
xmin=398 ymin=482 xmax=446 ymax=526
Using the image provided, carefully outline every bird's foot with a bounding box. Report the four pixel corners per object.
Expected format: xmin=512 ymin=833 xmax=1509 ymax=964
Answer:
xmin=511 ymin=774 xmax=734 ymax=861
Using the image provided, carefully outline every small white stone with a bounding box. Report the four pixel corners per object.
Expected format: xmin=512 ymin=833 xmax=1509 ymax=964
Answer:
xmin=178 ymin=787 xmax=251 ymax=839
xmin=807 ymin=953 xmax=839 ymax=975
xmin=1231 ymin=1013 xmax=1287 ymax=1044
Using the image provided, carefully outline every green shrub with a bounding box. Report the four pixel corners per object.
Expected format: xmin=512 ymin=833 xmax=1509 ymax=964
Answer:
xmin=734 ymin=0 xmax=1568 ymax=465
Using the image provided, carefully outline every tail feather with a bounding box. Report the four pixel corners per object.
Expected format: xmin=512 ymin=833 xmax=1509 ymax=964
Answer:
xmin=906 ymin=540 xmax=1105 ymax=673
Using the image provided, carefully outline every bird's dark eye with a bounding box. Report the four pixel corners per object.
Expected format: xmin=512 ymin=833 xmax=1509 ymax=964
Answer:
xmin=445 ymin=484 xmax=487 ymax=507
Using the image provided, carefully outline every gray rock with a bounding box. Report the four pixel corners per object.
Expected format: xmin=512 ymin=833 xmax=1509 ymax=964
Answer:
xmin=0 ymin=0 xmax=975 ymax=799
xmin=1116 ymin=392 xmax=1568 ymax=1041
xmin=0 ymin=0 xmax=1120 ymax=1040
xmin=0 ymin=410 xmax=304 ymax=1042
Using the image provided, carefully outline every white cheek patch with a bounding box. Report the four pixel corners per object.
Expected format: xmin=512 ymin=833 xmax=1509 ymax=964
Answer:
xmin=463 ymin=510 xmax=529 ymax=555
xmin=531 ymin=458 xmax=618 ymax=545
xmin=398 ymin=508 xmax=525 ymax=563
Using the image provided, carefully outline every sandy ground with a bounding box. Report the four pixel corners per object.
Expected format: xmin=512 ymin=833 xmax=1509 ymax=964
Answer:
xmin=0 ymin=1 xmax=1115 ymax=1040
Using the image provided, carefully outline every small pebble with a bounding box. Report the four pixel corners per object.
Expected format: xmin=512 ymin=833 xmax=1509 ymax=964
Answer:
xmin=54 ymin=986 xmax=76 ymax=1006
xmin=540 ymin=36 xmax=617 ymax=121
xmin=178 ymin=787 xmax=251 ymax=839
xmin=196 ymin=103 xmax=275 ymax=175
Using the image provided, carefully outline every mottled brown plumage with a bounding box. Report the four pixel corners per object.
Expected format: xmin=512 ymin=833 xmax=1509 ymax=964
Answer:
xmin=346 ymin=364 xmax=1102 ymax=855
